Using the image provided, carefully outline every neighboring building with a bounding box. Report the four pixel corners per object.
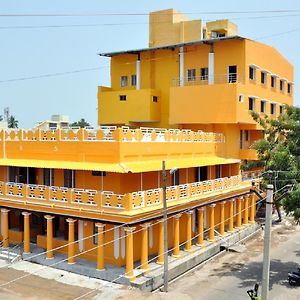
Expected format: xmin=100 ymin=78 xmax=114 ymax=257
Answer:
xmin=35 ymin=115 xmax=70 ymax=130
xmin=0 ymin=121 xmax=8 ymax=130
xmin=0 ymin=9 xmax=293 ymax=283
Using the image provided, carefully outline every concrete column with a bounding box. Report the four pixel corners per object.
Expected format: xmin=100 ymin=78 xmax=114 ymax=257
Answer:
xmin=208 ymin=46 xmax=214 ymax=85
xmin=140 ymin=223 xmax=151 ymax=273
xmin=219 ymin=201 xmax=226 ymax=236
xmin=173 ymin=214 xmax=181 ymax=257
xmin=228 ymin=199 xmax=235 ymax=233
xmin=136 ymin=57 xmax=141 ymax=90
xmin=124 ymin=227 xmax=136 ymax=281
xmin=66 ymin=218 xmax=76 ymax=264
xmin=243 ymin=195 xmax=249 ymax=225
xmin=185 ymin=211 xmax=193 ymax=252
xmin=179 ymin=46 xmax=184 ymax=87
xmin=22 ymin=212 xmax=31 ymax=253
xmin=196 ymin=208 xmax=205 ymax=247
xmin=236 ymin=197 xmax=242 ymax=229
xmin=249 ymin=193 xmax=256 ymax=223
xmin=44 ymin=215 xmax=54 ymax=259
xmin=157 ymin=220 xmax=164 ymax=264
xmin=1 ymin=209 xmax=9 ymax=248
xmin=208 ymin=204 xmax=216 ymax=242
xmin=95 ymin=223 xmax=105 ymax=270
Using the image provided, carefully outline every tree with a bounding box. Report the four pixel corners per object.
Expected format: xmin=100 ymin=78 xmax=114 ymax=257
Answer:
xmin=0 ymin=115 xmax=3 ymax=121
xmin=70 ymin=118 xmax=90 ymax=128
xmin=248 ymin=105 xmax=300 ymax=222
xmin=8 ymin=115 xmax=18 ymax=128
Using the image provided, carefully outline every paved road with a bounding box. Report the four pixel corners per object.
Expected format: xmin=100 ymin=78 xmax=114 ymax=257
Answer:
xmin=118 ymin=219 xmax=300 ymax=300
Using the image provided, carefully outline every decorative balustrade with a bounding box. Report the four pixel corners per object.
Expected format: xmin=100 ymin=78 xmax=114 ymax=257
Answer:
xmin=241 ymin=170 xmax=262 ymax=181
xmin=0 ymin=175 xmax=243 ymax=213
xmin=0 ymin=126 xmax=225 ymax=144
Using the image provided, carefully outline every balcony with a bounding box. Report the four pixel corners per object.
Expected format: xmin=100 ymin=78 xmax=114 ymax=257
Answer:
xmin=0 ymin=175 xmax=252 ymax=220
xmin=98 ymin=87 xmax=161 ymax=124
xmin=239 ymin=149 xmax=258 ymax=160
xmin=0 ymin=127 xmax=226 ymax=173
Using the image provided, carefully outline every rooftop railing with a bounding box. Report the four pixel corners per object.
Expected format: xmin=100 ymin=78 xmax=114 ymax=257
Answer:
xmin=173 ymin=73 xmax=245 ymax=87
xmin=0 ymin=126 xmax=225 ymax=143
xmin=0 ymin=175 xmax=243 ymax=213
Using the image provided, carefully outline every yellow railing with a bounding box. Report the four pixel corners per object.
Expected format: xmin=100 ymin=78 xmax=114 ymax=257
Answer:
xmin=0 ymin=126 xmax=225 ymax=143
xmin=0 ymin=175 xmax=243 ymax=213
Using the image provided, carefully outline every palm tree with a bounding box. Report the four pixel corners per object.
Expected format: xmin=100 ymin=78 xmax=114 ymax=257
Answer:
xmin=8 ymin=115 xmax=18 ymax=128
xmin=70 ymin=118 xmax=90 ymax=128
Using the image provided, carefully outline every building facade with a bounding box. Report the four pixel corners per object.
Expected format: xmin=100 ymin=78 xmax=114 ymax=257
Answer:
xmin=0 ymin=9 xmax=294 ymax=282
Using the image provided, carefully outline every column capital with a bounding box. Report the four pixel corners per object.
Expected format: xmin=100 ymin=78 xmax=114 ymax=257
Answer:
xmin=174 ymin=213 xmax=182 ymax=220
xmin=95 ymin=223 xmax=106 ymax=230
xmin=22 ymin=212 xmax=31 ymax=217
xmin=44 ymin=214 xmax=54 ymax=220
xmin=209 ymin=203 xmax=216 ymax=208
xmin=186 ymin=210 xmax=194 ymax=215
xmin=229 ymin=199 xmax=235 ymax=203
xmin=220 ymin=201 xmax=226 ymax=205
xmin=66 ymin=218 xmax=77 ymax=224
xmin=140 ymin=222 xmax=151 ymax=229
xmin=1 ymin=208 xmax=10 ymax=214
xmin=124 ymin=227 xmax=136 ymax=233
xmin=197 ymin=207 xmax=205 ymax=212
xmin=239 ymin=196 xmax=244 ymax=201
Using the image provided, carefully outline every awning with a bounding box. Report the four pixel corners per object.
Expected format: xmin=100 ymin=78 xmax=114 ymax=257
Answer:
xmin=0 ymin=157 xmax=240 ymax=173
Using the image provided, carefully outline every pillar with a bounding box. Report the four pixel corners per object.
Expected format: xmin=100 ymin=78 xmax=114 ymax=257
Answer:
xmin=236 ymin=197 xmax=242 ymax=229
xmin=1 ymin=209 xmax=9 ymax=248
xmin=173 ymin=214 xmax=181 ymax=257
xmin=66 ymin=218 xmax=76 ymax=264
xmin=157 ymin=220 xmax=164 ymax=264
xmin=208 ymin=46 xmax=214 ymax=85
xmin=185 ymin=211 xmax=193 ymax=252
xmin=95 ymin=223 xmax=105 ymax=270
xmin=179 ymin=46 xmax=184 ymax=87
xmin=44 ymin=215 xmax=54 ymax=259
xmin=208 ymin=204 xmax=216 ymax=242
xmin=243 ymin=195 xmax=249 ymax=225
xmin=228 ymin=200 xmax=234 ymax=233
xmin=249 ymin=193 xmax=256 ymax=223
xmin=196 ymin=208 xmax=205 ymax=247
xmin=124 ymin=227 xmax=136 ymax=281
xmin=22 ymin=212 xmax=31 ymax=253
xmin=136 ymin=56 xmax=141 ymax=90
xmin=219 ymin=201 xmax=226 ymax=236
xmin=140 ymin=223 xmax=150 ymax=273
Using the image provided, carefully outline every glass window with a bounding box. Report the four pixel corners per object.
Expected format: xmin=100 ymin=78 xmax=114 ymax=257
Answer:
xmin=187 ymin=69 xmax=196 ymax=81
xmin=280 ymin=105 xmax=284 ymax=114
xmin=249 ymin=66 xmax=255 ymax=80
xmin=260 ymin=101 xmax=266 ymax=113
xmin=288 ymin=83 xmax=292 ymax=94
xmin=248 ymin=97 xmax=255 ymax=111
xmin=119 ymin=95 xmax=126 ymax=101
xmin=261 ymin=72 xmax=266 ymax=84
xmin=131 ymin=75 xmax=136 ymax=86
xmin=152 ymin=96 xmax=158 ymax=102
xmin=200 ymin=68 xmax=208 ymax=80
xmin=120 ymin=76 xmax=128 ymax=87
xmin=280 ymin=80 xmax=284 ymax=92
xmin=271 ymin=76 xmax=276 ymax=88
xmin=271 ymin=103 xmax=276 ymax=115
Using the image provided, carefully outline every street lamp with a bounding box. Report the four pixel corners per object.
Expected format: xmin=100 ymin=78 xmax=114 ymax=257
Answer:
xmin=162 ymin=160 xmax=178 ymax=293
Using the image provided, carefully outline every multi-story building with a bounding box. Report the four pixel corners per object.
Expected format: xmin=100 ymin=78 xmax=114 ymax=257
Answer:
xmin=0 ymin=9 xmax=293 ymax=282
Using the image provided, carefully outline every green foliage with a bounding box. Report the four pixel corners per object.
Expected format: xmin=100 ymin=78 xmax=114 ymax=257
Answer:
xmin=251 ymin=105 xmax=300 ymax=222
xmin=8 ymin=115 xmax=18 ymax=128
xmin=70 ymin=118 xmax=90 ymax=128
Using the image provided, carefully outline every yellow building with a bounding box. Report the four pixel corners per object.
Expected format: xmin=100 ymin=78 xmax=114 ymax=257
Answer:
xmin=0 ymin=9 xmax=293 ymax=283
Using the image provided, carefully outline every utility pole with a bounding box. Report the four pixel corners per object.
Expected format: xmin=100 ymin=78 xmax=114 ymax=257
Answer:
xmin=261 ymin=184 xmax=273 ymax=300
xmin=162 ymin=160 xmax=168 ymax=292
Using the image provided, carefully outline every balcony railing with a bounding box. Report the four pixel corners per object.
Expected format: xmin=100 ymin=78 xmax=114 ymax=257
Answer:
xmin=0 ymin=126 xmax=225 ymax=143
xmin=0 ymin=175 xmax=244 ymax=213
xmin=173 ymin=73 xmax=245 ymax=87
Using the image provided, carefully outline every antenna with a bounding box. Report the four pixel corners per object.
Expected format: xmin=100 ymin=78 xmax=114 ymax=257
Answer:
xmin=4 ymin=107 xmax=9 ymax=122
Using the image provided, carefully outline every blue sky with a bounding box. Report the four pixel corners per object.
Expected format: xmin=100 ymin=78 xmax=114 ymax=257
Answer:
xmin=1 ymin=0 xmax=300 ymax=128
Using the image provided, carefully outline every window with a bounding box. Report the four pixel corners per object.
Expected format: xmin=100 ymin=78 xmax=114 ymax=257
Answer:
xmin=245 ymin=130 xmax=249 ymax=142
xmin=172 ymin=169 xmax=180 ymax=186
xmin=249 ymin=66 xmax=256 ymax=80
xmin=43 ymin=168 xmax=54 ymax=186
xmin=271 ymin=76 xmax=276 ymax=88
xmin=271 ymin=103 xmax=276 ymax=115
xmin=152 ymin=96 xmax=158 ymax=103
xmin=248 ymin=97 xmax=255 ymax=111
xmin=261 ymin=72 xmax=266 ymax=85
xmin=239 ymin=94 xmax=244 ymax=103
xmin=215 ymin=165 xmax=221 ymax=179
xmin=260 ymin=101 xmax=266 ymax=113
xmin=187 ymin=69 xmax=196 ymax=81
xmin=202 ymin=29 xmax=207 ymax=39
xmin=119 ymin=95 xmax=127 ymax=101
xmin=240 ymin=130 xmax=243 ymax=149
xmin=120 ymin=76 xmax=128 ymax=87
xmin=280 ymin=105 xmax=284 ymax=114
xmin=195 ymin=166 xmax=208 ymax=182
xmin=228 ymin=65 xmax=237 ymax=83
xmin=288 ymin=83 xmax=292 ymax=94
xmin=200 ymin=67 xmax=208 ymax=80
xmin=131 ymin=75 xmax=136 ymax=86
xmin=280 ymin=80 xmax=284 ymax=92
xmin=92 ymin=171 xmax=106 ymax=176
xmin=64 ymin=170 xmax=75 ymax=188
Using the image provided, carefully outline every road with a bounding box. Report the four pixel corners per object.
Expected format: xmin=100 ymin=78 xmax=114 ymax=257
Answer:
xmin=0 ymin=219 xmax=299 ymax=299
